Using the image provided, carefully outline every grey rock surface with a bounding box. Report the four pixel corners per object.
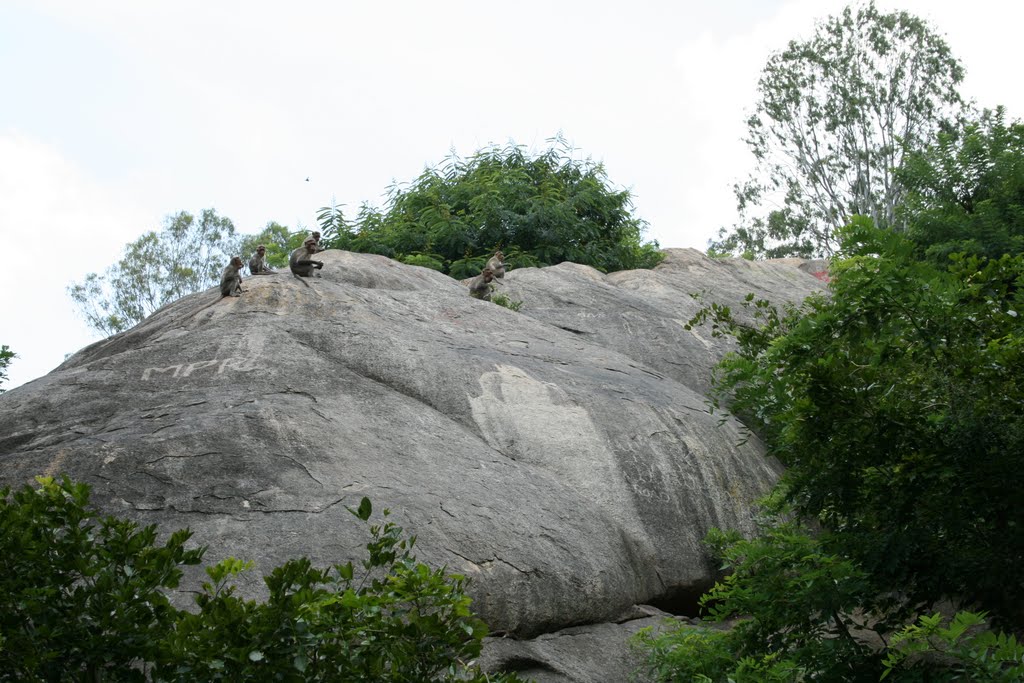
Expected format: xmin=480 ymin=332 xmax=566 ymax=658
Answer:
xmin=478 ymin=604 xmax=683 ymax=682
xmin=0 ymin=248 xmax=824 ymax=676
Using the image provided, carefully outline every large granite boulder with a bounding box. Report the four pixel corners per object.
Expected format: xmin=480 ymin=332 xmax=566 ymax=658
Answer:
xmin=0 ymin=248 xmax=824 ymax=672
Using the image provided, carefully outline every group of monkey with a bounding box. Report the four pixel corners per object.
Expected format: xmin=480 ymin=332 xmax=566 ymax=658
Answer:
xmin=467 ymin=250 xmax=508 ymax=300
xmin=218 ymin=235 xmax=508 ymax=301
xmin=218 ymin=232 xmax=326 ymax=297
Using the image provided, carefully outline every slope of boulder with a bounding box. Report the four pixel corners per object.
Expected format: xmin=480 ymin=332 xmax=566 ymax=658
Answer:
xmin=0 ymin=248 xmax=824 ymax=665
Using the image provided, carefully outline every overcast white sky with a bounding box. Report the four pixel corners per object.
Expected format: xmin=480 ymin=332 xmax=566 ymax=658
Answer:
xmin=2 ymin=0 xmax=1022 ymax=390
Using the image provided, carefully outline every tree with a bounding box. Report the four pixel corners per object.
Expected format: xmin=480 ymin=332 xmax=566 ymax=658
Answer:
xmin=634 ymin=521 xmax=880 ymax=682
xmin=0 ymin=477 xmax=524 ymax=682
xmin=156 ymin=498 xmax=521 ymax=682
xmin=68 ymin=209 xmax=240 ymax=336
xmin=317 ymin=137 xmax=663 ymax=278
xmin=710 ymin=1 xmax=964 ymax=259
xmin=237 ymin=221 xmax=293 ymax=269
xmin=638 ymin=220 xmax=1024 ymax=680
xmin=695 ymin=217 xmax=1024 ymax=617
xmin=882 ymin=612 xmax=1024 ymax=682
xmin=635 ymin=524 xmax=1024 ymax=681
xmin=0 ymin=345 xmax=13 ymax=393
xmin=0 ymin=476 xmax=205 ymax=681
xmin=900 ymin=107 xmax=1024 ymax=263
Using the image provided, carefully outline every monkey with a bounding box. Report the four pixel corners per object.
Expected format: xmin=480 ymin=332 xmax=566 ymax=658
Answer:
xmin=248 ymin=244 xmax=275 ymax=275
xmin=290 ymin=238 xmax=324 ymax=279
xmin=220 ymin=256 xmax=245 ymax=297
xmin=310 ymin=231 xmax=324 ymax=253
xmin=468 ymin=268 xmax=497 ymax=301
xmin=485 ymin=250 xmax=507 ymax=278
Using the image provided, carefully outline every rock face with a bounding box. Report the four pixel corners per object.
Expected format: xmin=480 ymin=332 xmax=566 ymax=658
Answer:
xmin=478 ymin=604 xmax=691 ymax=683
xmin=0 ymin=249 xmax=824 ymax=673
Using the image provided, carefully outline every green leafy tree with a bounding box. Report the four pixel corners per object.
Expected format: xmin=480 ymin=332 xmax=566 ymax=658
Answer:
xmin=157 ymin=498 xmax=517 ymax=682
xmin=900 ymin=107 xmax=1024 ymax=263
xmin=634 ymin=520 xmax=879 ymax=682
xmin=0 ymin=345 xmax=14 ymax=393
xmin=0 ymin=478 xmax=523 ymax=682
xmin=711 ymin=1 xmax=965 ymax=258
xmin=635 ymin=524 xmax=1024 ymax=681
xmin=0 ymin=476 xmax=205 ymax=681
xmin=882 ymin=611 xmax=1024 ymax=681
xmin=634 ymin=624 xmax=803 ymax=683
xmin=641 ymin=220 xmax=1024 ymax=678
xmin=68 ymin=209 xmax=240 ymax=336
xmin=697 ymin=219 xmax=1024 ymax=623
xmin=238 ymin=221 xmax=293 ymax=269
xmin=650 ymin=120 xmax=1024 ymax=675
xmin=317 ymin=137 xmax=663 ymax=277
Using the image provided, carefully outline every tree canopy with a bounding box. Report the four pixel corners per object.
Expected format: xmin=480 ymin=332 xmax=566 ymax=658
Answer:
xmin=711 ymin=1 xmax=965 ymax=259
xmin=640 ymin=220 xmax=1024 ymax=680
xmin=68 ymin=209 xmax=240 ymax=336
xmin=706 ymin=220 xmax=1024 ymax=618
xmin=642 ymin=103 xmax=1024 ymax=679
xmin=900 ymin=107 xmax=1024 ymax=263
xmin=0 ymin=345 xmax=14 ymax=393
xmin=0 ymin=477 xmax=524 ymax=682
xmin=318 ymin=138 xmax=663 ymax=278
xmin=237 ymin=221 xmax=293 ymax=269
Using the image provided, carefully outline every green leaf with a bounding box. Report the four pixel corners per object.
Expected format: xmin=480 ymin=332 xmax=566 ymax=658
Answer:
xmin=353 ymin=496 xmax=372 ymax=521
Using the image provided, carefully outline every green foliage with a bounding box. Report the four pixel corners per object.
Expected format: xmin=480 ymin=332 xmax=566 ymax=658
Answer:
xmin=315 ymin=201 xmax=358 ymax=251
xmin=712 ymin=1 xmax=964 ymax=258
xmin=633 ymin=623 xmax=739 ymax=682
xmin=0 ymin=479 xmax=523 ymax=682
xmin=694 ymin=218 xmax=1024 ymax=624
xmin=901 ymin=107 xmax=1024 ymax=263
xmin=882 ymin=611 xmax=1024 ymax=681
xmin=0 ymin=475 xmax=205 ymax=681
xmin=635 ymin=523 xmax=1024 ymax=681
xmin=633 ymin=623 xmax=806 ymax=683
xmin=490 ymin=293 xmax=523 ymax=312
xmin=699 ymin=523 xmax=878 ymax=679
xmin=633 ymin=519 xmax=879 ymax=681
xmin=660 ymin=216 xmax=1024 ymax=679
xmin=157 ymin=498 xmax=502 ymax=681
xmin=400 ymin=252 xmax=447 ymax=271
xmin=68 ymin=209 xmax=240 ymax=336
xmin=0 ymin=345 xmax=14 ymax=393
xmin=448 ymin=248 xmax=542 ymax=281
xmin=449 ymin=256 xmax=490 ymax=281
xmin=238 ymin=221 xmax=293 ymax=268
xmin=317 ymin=137 xmax=663 ymax=275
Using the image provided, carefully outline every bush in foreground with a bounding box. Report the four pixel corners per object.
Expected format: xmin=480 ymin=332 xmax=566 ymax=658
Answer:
xmin=0 ymin=476 xmax=522 ymax=682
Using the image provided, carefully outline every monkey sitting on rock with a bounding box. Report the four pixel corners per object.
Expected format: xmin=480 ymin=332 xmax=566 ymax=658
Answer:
xmin=290 ymin=238 xmax=325 ymax=278
xmin=468 ymin=268 xmax=498 ymax=301
xmin=220 ymin=256 xmax=245 ymax=297
xmin=485 ymin=250 xmax=507 ymax=278
xmin=309 ymin=231 xmax=324 ymax=253
xmin=248 ymin=245 xmax=275 ymax=275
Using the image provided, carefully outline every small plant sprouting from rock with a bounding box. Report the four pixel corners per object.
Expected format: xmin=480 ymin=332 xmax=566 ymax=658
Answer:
xmin=491 ymin=293 xmax=523 ymax=311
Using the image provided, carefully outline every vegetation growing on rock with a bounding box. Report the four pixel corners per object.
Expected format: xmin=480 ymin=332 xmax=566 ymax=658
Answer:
xmin=316 ymin=137 xmax=663 ymax=278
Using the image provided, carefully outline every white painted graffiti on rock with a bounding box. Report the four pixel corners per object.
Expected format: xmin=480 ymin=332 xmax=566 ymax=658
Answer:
xmin=627 ymin=482 xmax=672 ymax=504
xmin=142 ymin=357 xmax=259 ymax=381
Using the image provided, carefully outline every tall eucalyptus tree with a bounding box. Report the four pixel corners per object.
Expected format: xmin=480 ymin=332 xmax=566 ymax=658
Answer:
xmin=711 ymin=1 xmax=965 ymax=258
